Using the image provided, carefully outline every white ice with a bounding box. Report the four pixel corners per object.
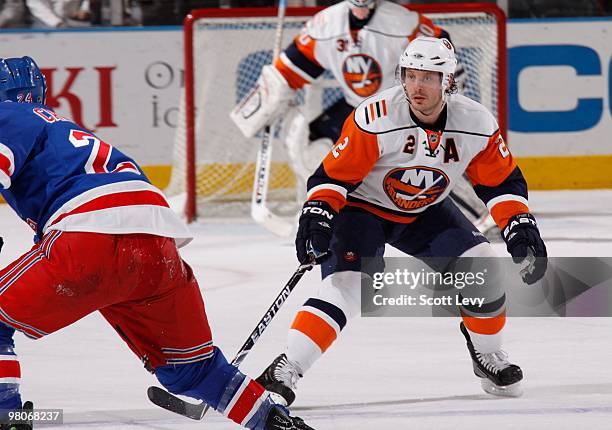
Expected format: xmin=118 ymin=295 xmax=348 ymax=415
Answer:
xmin=1 ymin=190 xmax=611 ymax=429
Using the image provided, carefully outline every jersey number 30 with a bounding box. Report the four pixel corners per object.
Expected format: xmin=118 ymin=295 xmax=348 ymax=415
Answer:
xmin=68 ymin=130 xmax=140 ymax=175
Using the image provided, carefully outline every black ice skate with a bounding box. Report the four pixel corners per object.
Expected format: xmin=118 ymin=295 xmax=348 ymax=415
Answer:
xmin=257 ymin=354 xmax=302 ymax=407
xmin=460 ymin=322 xmax=523 ymax=397
xmin=265 ymin=405 xmax=315 ymax=430
xmin=0 ymin=401 xmax=33 ymax=430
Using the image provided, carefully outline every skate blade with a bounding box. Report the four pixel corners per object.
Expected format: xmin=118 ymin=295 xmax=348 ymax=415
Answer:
xmin=268 ymin=391 xmax=289 ymax=407
xmin=481 ymin=378 xmax=523 ymax=398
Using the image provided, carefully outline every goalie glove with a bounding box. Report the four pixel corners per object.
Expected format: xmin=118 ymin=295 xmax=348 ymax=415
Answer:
xmin=502 ymin=213 xmax=547 ymax=285
xmin=295 ymin=200 xmax=337 ymax=265
xmin=230 ymin=65 xmax=294 ymax=138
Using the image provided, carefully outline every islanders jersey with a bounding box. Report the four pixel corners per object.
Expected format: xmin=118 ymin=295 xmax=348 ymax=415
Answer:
xmin=0 ymin=101 xmax=191 ymax=245
xmin=275 ymin=1 xmax=445 ymax=107
xmin=306 ymin=86 xmax=529 ymax=230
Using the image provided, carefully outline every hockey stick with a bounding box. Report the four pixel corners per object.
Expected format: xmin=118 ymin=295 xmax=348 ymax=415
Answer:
xmin=251 ymin=0 xmax=294 ymax=238
xmin=147 ymin=259 xmax=314 ymax=420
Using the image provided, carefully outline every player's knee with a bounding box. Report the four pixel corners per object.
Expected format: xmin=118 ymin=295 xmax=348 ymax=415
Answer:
xmin=458 ymin=243 xmax=505 ymax=307
xmin=318 ymin=271 xmax=362 ymax=320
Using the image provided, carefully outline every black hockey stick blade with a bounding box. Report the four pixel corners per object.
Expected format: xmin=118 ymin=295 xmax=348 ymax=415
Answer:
xmin=147 ymin=386 xmax=205 ymax=420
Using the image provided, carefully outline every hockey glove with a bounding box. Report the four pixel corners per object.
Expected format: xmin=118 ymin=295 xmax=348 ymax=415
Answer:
xmin=295 ymin=200 xmax=337 ymax=265
xmin=502 ymin=213 xmax=547 ymax=285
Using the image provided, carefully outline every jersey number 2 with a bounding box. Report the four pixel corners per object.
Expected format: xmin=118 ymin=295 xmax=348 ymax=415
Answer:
xmin=68 ymin=130 xmax=140 ymax=175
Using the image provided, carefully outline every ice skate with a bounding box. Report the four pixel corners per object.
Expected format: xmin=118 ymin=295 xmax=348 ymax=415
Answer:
xmin=460 ymin=322 xmax=523 ymax=397
xmin=265 ymin=405 xmax=315 ymax=430
xmin=257 ymin=354 xmax=302 ymax=406
xmin=0 ymin=401 xmax=33 ymax=430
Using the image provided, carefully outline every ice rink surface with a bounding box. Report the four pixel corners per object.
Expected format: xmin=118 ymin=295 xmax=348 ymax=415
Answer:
xmin=1 ymin=190 xmax=611 ymax=430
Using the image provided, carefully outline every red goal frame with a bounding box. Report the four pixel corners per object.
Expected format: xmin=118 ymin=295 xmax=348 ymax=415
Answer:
xmin=182 ymin=3 xmax=507 ymax=222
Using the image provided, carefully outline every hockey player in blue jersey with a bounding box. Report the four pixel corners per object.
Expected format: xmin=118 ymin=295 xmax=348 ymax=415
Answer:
xmin=0 ymin=57 xmax=315 ymax=430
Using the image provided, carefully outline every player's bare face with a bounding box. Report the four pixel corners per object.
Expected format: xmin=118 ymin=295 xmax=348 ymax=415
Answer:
xmin=350 ymin=6 xmax=371 ymax=20
xmin=403 ymin=69 xmax=444 ymax=116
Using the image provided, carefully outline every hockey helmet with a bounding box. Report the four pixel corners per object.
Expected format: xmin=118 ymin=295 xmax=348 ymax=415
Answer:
xmin=399 ymin=37 xmax=457 ymax=97
xmin=0 ymin=56 xmax=47 ymax=104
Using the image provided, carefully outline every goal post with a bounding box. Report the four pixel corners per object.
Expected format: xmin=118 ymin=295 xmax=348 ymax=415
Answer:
xmin=171 ymin=3 xmax=507 ymax=223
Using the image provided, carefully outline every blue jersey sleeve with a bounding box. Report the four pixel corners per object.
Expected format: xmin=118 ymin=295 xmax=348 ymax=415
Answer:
xmin=0 ymin=103 xmax=47 ymax=189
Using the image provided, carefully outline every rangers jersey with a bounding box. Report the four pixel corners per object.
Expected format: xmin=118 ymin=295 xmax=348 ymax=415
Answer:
xmin=0 ymin=101 xmax=191 ymax=245
xmin=306 ymin=86 xmax=529 ymax=230
xmin=275 ymin=1 xmax=445 ymax=107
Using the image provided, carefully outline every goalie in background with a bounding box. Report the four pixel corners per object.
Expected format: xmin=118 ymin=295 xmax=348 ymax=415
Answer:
xmin=254 ymin=37 xmax=548 ymax=406
xmin=0 ymin=56 xmax=314 ymax=430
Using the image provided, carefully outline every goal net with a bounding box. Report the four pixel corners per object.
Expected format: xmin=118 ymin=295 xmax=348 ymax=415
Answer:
xmin=167 ymin=4 xmax=507 ymax=222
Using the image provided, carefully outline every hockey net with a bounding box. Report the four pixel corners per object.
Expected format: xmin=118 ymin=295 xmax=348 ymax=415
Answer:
xmin=167 ymin=4 xmax=507 ymax=222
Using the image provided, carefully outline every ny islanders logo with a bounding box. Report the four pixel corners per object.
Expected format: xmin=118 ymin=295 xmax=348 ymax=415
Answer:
xmin=342 ymin=54 xmax=382 ymax=97
xmin=383 ymin=166 xmax=449 ymax=211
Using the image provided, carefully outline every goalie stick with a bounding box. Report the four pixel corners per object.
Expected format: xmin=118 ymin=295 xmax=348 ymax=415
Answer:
xmin=147 ymin=259 xmax=314 ymax=420
xmin=251 ymin=0 xmax=294 ymax=238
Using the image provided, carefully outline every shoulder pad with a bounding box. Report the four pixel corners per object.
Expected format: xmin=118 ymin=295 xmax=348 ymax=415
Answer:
xmin=446 ymin=94 xmax=499 ymax=137
xmin=0 ymin=102 xmax=39 ymax=123
xmin=366 ymin=2 xmax=419 ymax=37
xmin=306 ymin=2 xmax=349 ymax=40
xmin=353 ymin=86 xmax=409 ymax=134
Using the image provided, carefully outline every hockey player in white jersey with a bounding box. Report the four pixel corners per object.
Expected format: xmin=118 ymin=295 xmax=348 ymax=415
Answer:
xmin=255 ymin=37 xmax=548 ymax=406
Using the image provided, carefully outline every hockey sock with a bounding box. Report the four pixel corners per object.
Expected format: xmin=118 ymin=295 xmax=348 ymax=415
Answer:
xmin=461 ymin=314 xmax=505 ymax=353
xmin=155 ymin=346 xmax=273 ymax=429
xmin=286 ymin=271 xmax=359 ymax=373
xmin=0 ymin=323 xmax=21 ymax=410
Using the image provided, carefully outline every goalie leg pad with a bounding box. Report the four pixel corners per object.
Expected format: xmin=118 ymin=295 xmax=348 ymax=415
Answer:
xmin=284 ymin=109 xmax=332 ymax=183
xmin=230 ymin=65 xmax=294 ymax=138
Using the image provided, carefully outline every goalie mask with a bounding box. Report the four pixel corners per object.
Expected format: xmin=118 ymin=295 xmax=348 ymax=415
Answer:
xmin=0 ymin=56 xmax=47 ymax=104
xmin=399 ymin=37 xmax=457 ymax=102
xmin=346 ymin=0 xmax=376 ymax=9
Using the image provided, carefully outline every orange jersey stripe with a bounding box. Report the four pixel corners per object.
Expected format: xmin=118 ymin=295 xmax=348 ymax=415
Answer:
xmin=461 ymin=311 xmax=506 ymax=336
xmin=490 ymin=200 xmax=529 ymax=230
xmin=321 ymin=117 xmax=379 ymax=185
xmin=308 ymin=188 xmax=346 ymax=213
xmin=294 ymin=32 xmax=319 ymax=66
xmin=291 ymin=310 xmax=337 ymax=353
xmin=409 ymin=14 xmax=444 ymax=41
xmin=466 ymin=132 xmax=517 ymax=187
xmin=274 ymin=58 xmax=309 ymax=90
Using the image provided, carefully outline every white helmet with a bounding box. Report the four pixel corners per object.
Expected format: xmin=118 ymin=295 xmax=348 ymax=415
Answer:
xmin=346 ymin=0 xmax=376 ymax=8
xmin=399 ymin=36 xmax=457 ymax=97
